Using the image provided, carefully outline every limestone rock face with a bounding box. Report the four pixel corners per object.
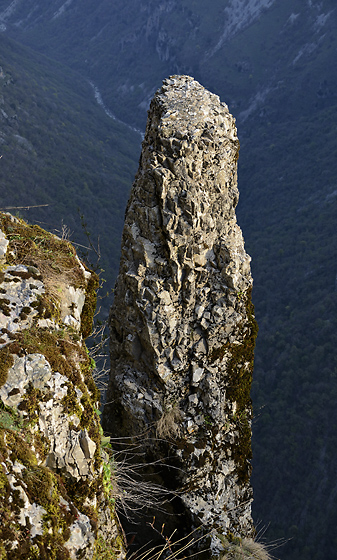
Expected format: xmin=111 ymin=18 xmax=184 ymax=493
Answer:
xmin=0 ymin=213 xmax=125 ymax=560
xmin=104 ymin=76 xmax=257 ymax=547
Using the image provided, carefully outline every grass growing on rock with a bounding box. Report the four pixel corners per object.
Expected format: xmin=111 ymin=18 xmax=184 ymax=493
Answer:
xmin=0 ymin=213 xmax=84 ymax=285
xmin=219 ymin=535 xmax=274 ymax=560
xmin=0 ymin=212 xmax=99 ymax=331
xmin=0 ymin=429 xmax=78 ymax=560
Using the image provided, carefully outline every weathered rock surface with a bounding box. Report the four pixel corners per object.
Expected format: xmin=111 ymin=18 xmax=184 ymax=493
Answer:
xmin=104 ymin=75 xmax=258 ymax=551
xmin=0 ymin=213 xmax=125 ymax=560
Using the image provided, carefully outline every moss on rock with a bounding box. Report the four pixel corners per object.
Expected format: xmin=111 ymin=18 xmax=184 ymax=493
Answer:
xmin=0 ymin=346 xmax=14 ymax=388
xmin=225 ymin=288 xmax=258 ymax=484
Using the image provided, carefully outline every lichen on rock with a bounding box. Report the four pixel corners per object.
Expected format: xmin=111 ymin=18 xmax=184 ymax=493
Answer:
xmin=103 ymin=75 xmax=257 ymax=552
xmin=0 ymin=212 xmax=125 ymax=560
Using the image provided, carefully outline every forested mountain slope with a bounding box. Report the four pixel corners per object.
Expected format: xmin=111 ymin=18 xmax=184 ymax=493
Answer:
xmin=0 ymin=35 xmax=140 ymax=287
xmin=0 ymin=1 xmax=337 ymax=558
xmin=1 ymin=0 xmax=336 ymax=129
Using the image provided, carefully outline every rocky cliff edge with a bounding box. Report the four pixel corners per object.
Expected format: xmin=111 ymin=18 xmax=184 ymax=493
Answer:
xmin=0 ymin=212 xmax=125 ymax=560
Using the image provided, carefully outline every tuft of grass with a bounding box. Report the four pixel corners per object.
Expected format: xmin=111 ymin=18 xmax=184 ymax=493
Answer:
xmin=129 ymin=522 xmax=211 ymax=560
xmin=220 ymin=536 xmax=275 ymax=560
xmin=156 ymin=405 xmax=182 ymax=440
xmin=1 ymin=214 xmax=84 ymax=282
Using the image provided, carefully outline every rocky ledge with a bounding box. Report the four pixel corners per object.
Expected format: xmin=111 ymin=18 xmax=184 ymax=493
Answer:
xmin=0 ymin=213 xmax=125 ymax=560
xmin=103 ymin=76 xmax=258 ymax=552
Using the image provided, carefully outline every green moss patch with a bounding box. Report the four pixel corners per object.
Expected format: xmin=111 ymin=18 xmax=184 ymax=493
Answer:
xmin=208 ymin=288 xmax=258 ymax=484
xmin=94 ymin=534 xmax=123 ymax=560
xmin=11 ymin=326 xmax=84 ymax=387
xmin=226 ymin=310 xmax=257 ymax=411
xmin=4 ymin=429 xmax=37 ymax=466
xmin=0 ymin=401 xmax=24 ymax=432
xmin=228 ymin=289 xmax=258 ymax=483
xmin=17 ymin=382 xmax=49 ymax=424
xmin=0 ymin=346 xmax=14 ymax=388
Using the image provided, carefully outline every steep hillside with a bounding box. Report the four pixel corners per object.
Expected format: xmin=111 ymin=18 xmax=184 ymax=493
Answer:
xmin=240 ymin=101 xmax=337 ymax=560
xmin=0 ymin=0 xmax=336 ymax=128
xmin=0 ymin=1 xmax=337 ymax=558
xmin=0 ymin=34 xmax=140 ymax=290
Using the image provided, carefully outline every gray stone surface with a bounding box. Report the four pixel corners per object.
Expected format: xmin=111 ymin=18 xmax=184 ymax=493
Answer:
xmin=104 ymin=75 xmax=256 ymax=549
xmin=65 ymin=511 xmax=96 ymax=560
xmin=0 ymin=351 xmax=97 ymax=480
xmin=0 ymin=264 xmax=45 ymax=345
xmin=0 ymin=228 xmax=9 ymax=262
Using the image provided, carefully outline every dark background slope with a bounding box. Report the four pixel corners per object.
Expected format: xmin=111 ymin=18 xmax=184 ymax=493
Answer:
xmin=0 ymin=1 xmax=337 ymax=558
xmin=0 ymin=34 xmax=140 ymax=286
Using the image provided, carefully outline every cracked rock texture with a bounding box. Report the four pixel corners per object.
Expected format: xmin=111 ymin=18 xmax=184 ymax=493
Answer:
xmin=0 ymin=213 xmax=125 ymax=560
xmin=104 ymin=75 xmax=257 ymax=550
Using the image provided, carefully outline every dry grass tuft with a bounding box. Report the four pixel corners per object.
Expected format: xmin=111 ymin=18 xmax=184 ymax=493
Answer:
xmin=156 ymin=406 xmax=182 ymax=440
xmin=1 ymin=214 xmax=85 ymax=289
xmin=220 ymin=537 xmax=275 ymax=560
xmin=129 ymin=522 xmax=209 ymax=560
xmin=109 ymin=457 xmax=171 ymax=519
xmin=88 ymin=319 xmax=110 ymax=395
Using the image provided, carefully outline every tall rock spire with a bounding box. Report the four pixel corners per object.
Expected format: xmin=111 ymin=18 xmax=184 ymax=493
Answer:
xmin=104 ymin=75 xmax=257 ymax=549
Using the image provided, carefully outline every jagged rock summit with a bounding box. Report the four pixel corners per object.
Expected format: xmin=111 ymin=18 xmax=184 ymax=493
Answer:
xmin=104 ymin=76 xmax=257 ymax=549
